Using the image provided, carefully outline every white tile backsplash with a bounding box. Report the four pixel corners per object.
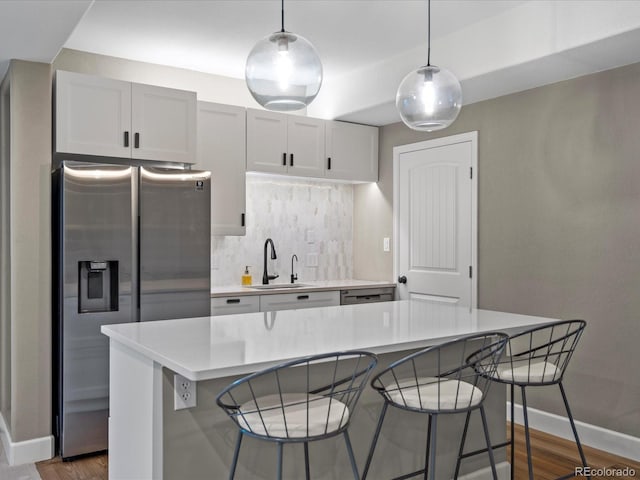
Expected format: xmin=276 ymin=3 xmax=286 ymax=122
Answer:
xmin=211 ymin=175 xmax=353 ymax=287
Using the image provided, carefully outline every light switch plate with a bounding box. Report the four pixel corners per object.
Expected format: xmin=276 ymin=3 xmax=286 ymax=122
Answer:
xmin=383 ymin=237 xmax=390 ymax=252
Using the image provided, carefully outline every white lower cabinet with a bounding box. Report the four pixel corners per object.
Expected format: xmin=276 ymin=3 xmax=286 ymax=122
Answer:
xmin=211 ymin=296 xmax=260 ymax=316
xmin=211 ymin=290 xmax=342 ymax=316
xmin=259 ymin=291 xmax=340 ymax=312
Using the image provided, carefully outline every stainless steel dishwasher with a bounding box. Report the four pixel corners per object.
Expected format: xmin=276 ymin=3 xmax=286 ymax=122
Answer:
xmin=340 ymin=286 xmax=395 ymax=305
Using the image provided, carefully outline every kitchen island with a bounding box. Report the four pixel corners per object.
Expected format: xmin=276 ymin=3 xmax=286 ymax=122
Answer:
xmin=102 ymin=300 xmax=556 ymax=480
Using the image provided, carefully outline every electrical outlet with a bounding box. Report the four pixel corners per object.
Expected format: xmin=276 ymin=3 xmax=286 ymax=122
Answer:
xmin=174 ymin=374 xmax=197 ymax=410
xmin=306 ymin=229 xmax=316 ymax=244
xmin=306 ymin=253 xmax=318 ymax=267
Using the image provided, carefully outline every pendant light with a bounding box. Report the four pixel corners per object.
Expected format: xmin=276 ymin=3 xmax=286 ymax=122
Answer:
xmin=396 ymin=0 xmax=462 ymax=131
xmin=245 ymin=0 xmax=323 ymax=111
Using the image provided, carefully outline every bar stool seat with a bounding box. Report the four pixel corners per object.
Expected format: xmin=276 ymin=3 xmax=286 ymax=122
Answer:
xmin=385 ymin=377 xmax=484 ymax=411
xmin=236 ymin=393 xmax=349 ymax=438
xmin=495 ymin=359 xmax=559 ymax=383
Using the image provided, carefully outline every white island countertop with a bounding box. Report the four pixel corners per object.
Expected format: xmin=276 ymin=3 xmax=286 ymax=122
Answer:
xmin=101 ymin=300 xmax=556 ymax=381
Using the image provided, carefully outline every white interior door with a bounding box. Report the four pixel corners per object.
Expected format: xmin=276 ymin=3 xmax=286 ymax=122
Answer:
xmin=394 ymin=132 xmax=477 ymax=307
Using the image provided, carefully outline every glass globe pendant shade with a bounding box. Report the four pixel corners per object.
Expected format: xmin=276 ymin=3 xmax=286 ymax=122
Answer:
xmin=245 ymin=32 xmax=323 ymax=111
xmin=396 ymin=65 xmax=462 ymax=131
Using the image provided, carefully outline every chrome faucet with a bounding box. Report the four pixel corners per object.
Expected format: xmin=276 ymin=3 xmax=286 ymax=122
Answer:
xmin=262 ymin=238 xmax=279 ymax=285
xmin=291 ymin=254 xmax=298 ymax=284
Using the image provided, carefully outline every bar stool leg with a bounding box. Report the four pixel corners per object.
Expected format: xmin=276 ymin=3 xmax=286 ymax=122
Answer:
xmin=304 ymin=442 xmax=311 ymax=480
xmin=362 ymin=401 xmax=389 ymax=480
xmin=479 ymin=405 xmax=498 ymax=480
xmin=453 ymin=410 xmax=472 ymax=479
xmin=510 ymin=383 xmax=515 ymax=480
xmin=521 ymin=386 xmax=534 ymax=480
xmin=276 ymin=442 xmax=283 ymax=480
xmin=229 ymin=431 xmax=243 ymax=480
xmin=426 ymin=414 xmax=438 ymax=480
xmin=559 ymin=382 xmax=591 ymax=479
xmin=344 ymin=430 xmax=360 ymax=480
xmin=424 ymin=414 xmax=433 ymax=480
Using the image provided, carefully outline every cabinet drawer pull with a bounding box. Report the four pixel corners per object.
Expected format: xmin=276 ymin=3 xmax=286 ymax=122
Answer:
xmin=290 ymin=153 xmax=294 ymax=166
xmin=226 ymin=298 xmax=241 ymax=304
xmin=282 ymin=153 xmax=287 ymax=166
xmin=297 ymin=295 xmax=309 ymax=300
xmin=124 ymin=131 xmax=130 ymax=147
xmin=134 ymin=132 xmax=140 ymax=149
xmin=327 ymin=157 xmax=331 ymax=170
xmin=241 ymin=213 xmax=245 ymax=227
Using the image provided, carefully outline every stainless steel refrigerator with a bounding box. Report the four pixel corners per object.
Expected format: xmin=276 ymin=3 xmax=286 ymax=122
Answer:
xmin=52 ymin=161 xmax=211 ymax=459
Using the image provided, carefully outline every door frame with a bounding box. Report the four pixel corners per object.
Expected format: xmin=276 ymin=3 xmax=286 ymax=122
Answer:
xmin=393 ymin=131 xmax=478 ymax=307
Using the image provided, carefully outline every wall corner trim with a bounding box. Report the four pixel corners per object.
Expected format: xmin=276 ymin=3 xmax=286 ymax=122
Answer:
xmin=0 ymin=412 xmax=54 ymax=466
xmin=508 ymin=401 xmax=640 ymax=463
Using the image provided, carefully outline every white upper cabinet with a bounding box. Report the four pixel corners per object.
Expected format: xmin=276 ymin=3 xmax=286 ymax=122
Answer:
xmin=325 ymin=121 xmax=379 ymax=182
xmin=287 ymin=116 xmax=325 ymax=178
xmin=130 ymin=83 xmax=196 ymax=163
xmin=55 ymin=70 xmax=196 ymax=163
xmin=247 ymin=108 xmax=378 ymax=182
xmin=55 ymin=71 xmax=131 ymax=158
xmin=246 ymin=109 xmax=325 ymax=178
xmin=196 ymin=102 xmax=246 ymax=236
xmin=246 ymin=109 xmax=288 ymax=174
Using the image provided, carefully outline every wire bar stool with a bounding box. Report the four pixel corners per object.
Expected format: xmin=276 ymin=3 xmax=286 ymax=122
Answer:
xmin=455 ymin=320 xmax=589 ymax=480
xmin=216 ymin=350 xmax=378 ymax=480
xmin=362 ymin=332 xmax=509 ymax=480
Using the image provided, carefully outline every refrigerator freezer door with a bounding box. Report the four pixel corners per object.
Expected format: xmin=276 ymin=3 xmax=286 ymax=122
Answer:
xmin=59 ymin=163 xmax=134 ymax=458
xmin=139 ymin=167 xmax=211 ymax=321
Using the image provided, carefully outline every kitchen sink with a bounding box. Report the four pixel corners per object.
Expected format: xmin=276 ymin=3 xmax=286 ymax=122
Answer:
xmin=250 ymin=284 xmax=308 ymax=290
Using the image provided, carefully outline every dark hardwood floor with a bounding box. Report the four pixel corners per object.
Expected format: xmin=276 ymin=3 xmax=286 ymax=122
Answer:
xmin=36 ymin=423 xmax=639 ymax=479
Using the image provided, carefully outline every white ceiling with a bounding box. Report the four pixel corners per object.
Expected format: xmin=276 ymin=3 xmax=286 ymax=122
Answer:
xmin=2 ymin=0 xmax=640 ymax=126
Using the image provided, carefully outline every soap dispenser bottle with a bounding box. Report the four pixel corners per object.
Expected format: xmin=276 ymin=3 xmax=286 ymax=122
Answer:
xmin=241 ymin=266 xmax=252 ymax=286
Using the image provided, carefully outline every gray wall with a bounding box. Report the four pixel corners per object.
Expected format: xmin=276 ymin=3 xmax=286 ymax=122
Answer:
xmin=354 ymin=62 xmax=640 ymax=437
xmin=0 ymin=60 xmax=52 ymax=442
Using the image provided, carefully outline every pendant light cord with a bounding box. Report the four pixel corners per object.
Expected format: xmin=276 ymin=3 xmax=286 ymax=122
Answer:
xmin=281 ymin=0 xmax=285 ymax=32
xmin=427 ymin=0 xmax=431 ymax=66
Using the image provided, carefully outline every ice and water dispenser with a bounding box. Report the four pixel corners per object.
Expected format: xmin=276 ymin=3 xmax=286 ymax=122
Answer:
xmin=78 ymin=260 xmax=119 ymax=313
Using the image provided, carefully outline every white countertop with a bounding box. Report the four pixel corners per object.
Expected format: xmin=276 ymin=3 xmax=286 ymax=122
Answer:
xmin=101 ymin=300 xmax=556 ymax=381
xmin=210 ymin=279 xmax=396 ymax=297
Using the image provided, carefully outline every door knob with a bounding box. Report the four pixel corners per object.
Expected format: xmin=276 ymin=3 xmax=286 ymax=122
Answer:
xmin=398 ymin=275 xmax=407 ymax=284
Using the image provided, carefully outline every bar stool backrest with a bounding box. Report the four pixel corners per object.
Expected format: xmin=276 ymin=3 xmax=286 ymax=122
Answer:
xmin=370 ymin=333 xmax=509 ymax=414
xmin=216 ymin=351 xmax=377 ymax=442
xmin=495 ymin=320 xmax=586 ymax=386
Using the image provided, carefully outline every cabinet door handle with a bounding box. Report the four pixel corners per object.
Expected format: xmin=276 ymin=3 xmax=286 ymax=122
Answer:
xmin=124 ymin=131 xmax=130 ymax=147
xmin=226 ymin=298 xmax=241 ymax=304
xmin=327 ymin=157 xmax=331 ymax=170
xmin=297 ymin=295 xmax=309 ymax=300
xmin=282 ymin=153 xmax=287 ymax=166
xmin=241 ymin=213 xmax=245 ymax=227
xmin=290 ymin=153 xmax=294 ymax=166
xmin=134 ymin=132 xmax=140 ymax=149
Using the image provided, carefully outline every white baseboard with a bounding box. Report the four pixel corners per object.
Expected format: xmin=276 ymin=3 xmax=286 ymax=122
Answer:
xmin=457 ymin=461 xmax=510 ymax=480
xmin=507 ymin=401 xmax=640 ymax=463
xmin=0 ymin=411 xmax=54 ymax=466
